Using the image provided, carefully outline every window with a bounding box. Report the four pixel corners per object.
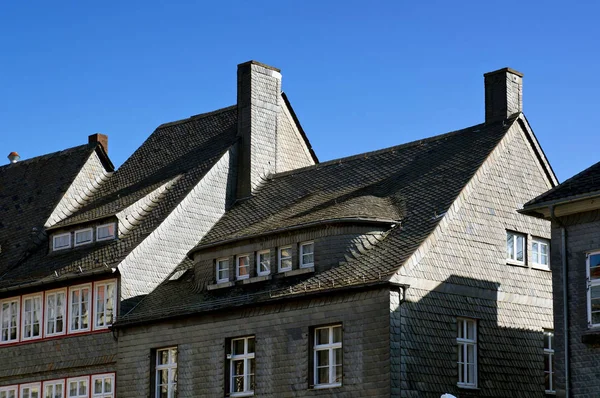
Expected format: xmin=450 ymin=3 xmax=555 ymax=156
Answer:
xmin=216 ymin=258 xmax=229 ymax=283
xmin=313 ymin=325 xmax=342 ymax=388
xmin=0 ymin=385 xmax=17 ymax=398
xmin=43 ymin=380 xmax=64 ymax=398
xmin=94 ymin=281 xmax=117 ymax=329
xmin=457 ymin=318 xmax=477 ymax=388
xmin=155 ymin=347 xmax=177 ymax=398
xmin=96 ymin=223 xmax=115 ymax=241
xmin=228 ymin=336 xmax=255 ymax=396
xmin=20 ymin=383 xmax=41 ymax=398
xmin=236 ymin=255 xmax=250 ymax=280
xmin=45 ymin=289 xmax=66 ymax=337
xmin=91 ymin=374 xmax=114 ymax=398
xmin=69 ymin=284 xmax=91 ymax=333
xmin=67 ymin=377 xmax=88 ymax=398
xmin=506 ymin=231 xmax=525 ymax=264
xmin=256 ymin=250 xmax=270 ymax=276
xmin=53 ymin=232 xmax=71 ymax=251
xmin=0 ymin=298 xmax=19 ymax=343
xmin=300 ymin=242 xmax=314 ymax=268
xmin=532 ymin=238 xmax=550 ymax=269
xmin=74 ymin=228 xmax=93 ymax=246
xmin=278 ymin=246 xmax=292 ymax=272
xmin=22 ymin=294 xmax=42 ymax=340
xmin=587 ymin=251 xmax=600 ymax=327
xmin=544 ymin=330 xmax=555 ymax=393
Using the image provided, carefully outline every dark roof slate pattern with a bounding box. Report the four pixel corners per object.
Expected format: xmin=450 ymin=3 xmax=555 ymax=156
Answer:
xmin=119 ymin=116 xmax=516 ymax=324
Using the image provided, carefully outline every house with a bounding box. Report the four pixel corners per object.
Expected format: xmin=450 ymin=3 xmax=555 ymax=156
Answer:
xmin=522 ymin=160 xmax=600 ymax=397
xmin=0 ymin=61 xmax=315 ymax=397
xmin=110 ymin=63 xmax=558 ymax=397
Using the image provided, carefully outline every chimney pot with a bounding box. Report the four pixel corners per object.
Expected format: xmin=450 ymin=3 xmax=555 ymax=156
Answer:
xmin=484 ymin=67 xmax=524 ymax=123
xmin=7 ymin=151 xmax=20 ymax=164
xmin=88 ymin=133 xmax=108 ymax=154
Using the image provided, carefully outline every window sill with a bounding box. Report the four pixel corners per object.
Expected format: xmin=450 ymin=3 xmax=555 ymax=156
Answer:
xmin=241 ymin=275 xmax=272 ymax=285
xmin=531 ymin=264 xmax=551 ymax=272
xmin=229 ymin=392 xmax=254 ymax=397
xmin=506 ymin=259 xmax=526 ymax=267
xmin=581 ymin=328 xmax=600 ymax=344
xmin=283 ymin=267 xmax=314 ymax=277
xmin=545 ymin=390 xmax=556 ymax=395
xmin=207 ymin=281 xmax=235 ymax=290
xmin=312 ymin=383 xmax=342 ymax=389
xmin=457 ymin=383 xmax=479 ymax=390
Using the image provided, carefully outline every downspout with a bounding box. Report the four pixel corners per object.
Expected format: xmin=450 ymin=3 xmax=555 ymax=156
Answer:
xmin=550 ymin=205 xmax=569 ymax=397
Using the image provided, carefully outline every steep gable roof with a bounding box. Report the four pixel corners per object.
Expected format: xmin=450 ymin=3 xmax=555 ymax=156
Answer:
xmin=0 ymin=144 xmax=102 ymax=276
xmin=118 ymin=116 xmax=519 ymax=325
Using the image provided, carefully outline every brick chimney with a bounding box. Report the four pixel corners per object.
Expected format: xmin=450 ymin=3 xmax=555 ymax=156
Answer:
xmin=236 ymin=60 xmax=282 ymax=199
xmin=88 ymin=133 xmax=108 ymax=154
xmin=484 ymin=67 xmax=523 ymax=123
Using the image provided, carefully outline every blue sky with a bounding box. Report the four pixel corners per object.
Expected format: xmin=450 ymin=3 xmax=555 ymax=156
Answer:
xmin=1 ymin=1 xmax=598 ymax=182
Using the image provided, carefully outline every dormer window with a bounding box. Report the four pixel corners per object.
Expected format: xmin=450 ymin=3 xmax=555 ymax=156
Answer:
xmin=216 ymin=258 xmax=230 ymax=283
xmin=97 ymin=223 xmax=116 ymax=241
xmin=236 ymin=255 xmax=250 ymax=280
xmin=300 ymin=241 xmax=314 ymax=268
xmin=74 ymin=228 xmax=93 ymax=246
xmin=278 ymin=246 xmax=292 ymax=272
xmin=53 ymin=233 xmax=71 ymax=251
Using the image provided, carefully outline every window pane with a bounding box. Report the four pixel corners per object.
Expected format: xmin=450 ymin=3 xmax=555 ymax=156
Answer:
xmin=104 ymin=377 xmax=112 ymax=392
xmin=233 ymin=339 xmax=245 ymax=355
xmin=247 ymin=337 xmax=255 ymax=353
xmin=516 ymin=235 xmax=524 ymax=261
xmin=507 ymin=233 xmax=514 ymax=259
xmin=332 ymin=326 xmax=342 ymax=343
xmin=159 ymin=350 xmax=169 ymax=365
xmin=335 ymin=364 xmax=342 ymax=383
xmin=317 ymin=367 xmax=329 ymax=384
xmin=317 ymin=350 xmax=329 ymax=367
xmin=280 ymin=247 xmax=291 ymax=258
xmin=467 ymin=344 xmax=475 ymax=364
xmin=590 ymin=254 xmax=600 ymax=280
xmin=316 ymin=328 xmax=329 ymax=345
xmin=334 ymin=347 xmax=342 ymax=365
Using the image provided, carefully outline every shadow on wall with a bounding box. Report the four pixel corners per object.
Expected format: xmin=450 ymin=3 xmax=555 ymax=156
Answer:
xmin=392 ymin=275 xmax=549 ymax=398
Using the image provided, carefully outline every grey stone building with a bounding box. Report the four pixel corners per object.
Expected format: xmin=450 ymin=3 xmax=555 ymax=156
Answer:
xmin=109 ymin=64 xmax=558 ymax=397
xmin=523 ymin=160 xmax=600 ymax=397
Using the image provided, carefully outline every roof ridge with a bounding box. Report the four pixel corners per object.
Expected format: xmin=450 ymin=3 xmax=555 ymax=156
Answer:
xmin=0 ymin=144 xmax=92 ymax=171
xmin=269 ymin=119 xmax=510 ymax=180
xmin=156 ymin=105 xmax=236 ymax=129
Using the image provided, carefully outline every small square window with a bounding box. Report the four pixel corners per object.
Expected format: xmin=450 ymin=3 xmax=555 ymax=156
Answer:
xmin=236 ymin=255 xmax=250 ymax=280
xmin=532 ymin=238 xmax=550 ymax=270
xmin=506 ymin=231 xmax=525 ymax=264
xmin=53 ymin=232 xmax=71 ymax=251
xmin=74 ymin=228 xmax=93 ymax=246
xmin=300 ymin=242 xmax=314 ymax=268
xmin=257 ymin=250 xmax=270 ymax=276
xmin=216 ymin=258 xmax=230 ymax=283
xmin=97 ymin=223 xmax=116 ymax=241
xmin=278 ymin=246 xmax=292 ymax=272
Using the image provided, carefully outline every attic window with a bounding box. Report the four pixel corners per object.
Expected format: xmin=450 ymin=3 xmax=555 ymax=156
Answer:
xmin=300 ymin=242 xmax=314 ymax=268
xmin=74 ymin=228 xmax=93 ymax=247
xmin=53 ymin=233 xmax=71 ymax=251
xmin=97 ymin=224 xmax=116 ymax=241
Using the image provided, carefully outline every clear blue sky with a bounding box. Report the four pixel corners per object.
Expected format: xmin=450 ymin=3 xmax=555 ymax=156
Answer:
xmin=1 ymin=1 xmax=598 ymax=182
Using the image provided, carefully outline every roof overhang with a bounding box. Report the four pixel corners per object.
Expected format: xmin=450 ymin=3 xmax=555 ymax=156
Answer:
xmin=520 ymin=190 xmax=600 ymax=219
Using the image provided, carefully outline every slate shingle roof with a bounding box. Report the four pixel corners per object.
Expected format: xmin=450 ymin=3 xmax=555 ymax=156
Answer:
xmin=524 ymin=160 xmax=600 ymax=208
xmin=0 ymin=106 xmax=239 ymax=290
xmin=0 ymin=144 xmax=101 ymax=277
xmin=118 ymin=116 xmax=517 ymax=325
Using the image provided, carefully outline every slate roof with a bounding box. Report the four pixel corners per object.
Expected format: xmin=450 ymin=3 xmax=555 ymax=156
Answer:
xmin=524 ymin=160 xmax=600 ymax=208
xmin=117 ymin=116 xmax=518 ymax=325
xmin=0 ymin=106 xmax=238 ymax=290
xmin=0 ymin=144 xmax=102 ymax=277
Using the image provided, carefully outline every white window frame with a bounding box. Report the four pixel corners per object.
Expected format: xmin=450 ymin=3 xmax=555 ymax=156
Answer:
xmin=0 ymin=297 xmax=20 ymax=344
xmin=544 ymin=330 xmax=555 ymax=394
xmin=256 ymin=250 xmax=270 ymax=276
xmin=457 ymin=318 xmax=477 ymax=388
xmin=68 ymin=283 xmax=92 ymax=333
xmin=96 ymin=223 xmax=116 ymax=242
xmin=155 ymin=347 xmax=177 ymax=398
xmin=278 ymin=246 xmax=292 ymax=272
xmin=0 ymin=385 xmax=17 ymax=398
xmin=20 ymin=383 xmax=41 ymax=398
xmin=532 ymin=237 xmax=550 ymax=270
xmin=74 ymin=228 xmax=94 ymax=247
xmin=313 ymin=324 xmax=342 ymax=389
xmin=506 ymin=231 xmax=526 ymax=265
xmin=300 ymin=241 xmax=314 ymax=268
xmin=216 ymin=258 xmax=230 ymax=284
xmin=44 ymin=288 xmax=67 ymax=337
xmin=67 ymin=376 xmax=89 ymax=398
xmin=93 ymin=280 xmax=117 ymax=330
xmin=42 ymin=380 xmax=64 ymax=398
xmin=91 ymin=373 xmax=115 ymax=398
xmin=587 ymin=251 xmax=600 ymax=327
xmin=53 ymin=232 xmax=72 ymax=251
xmin=228 ymin=336 xmax=255 ymax=396
xmin=236 ymin=254 xmax=251 ymax=280
xmin=21 ymin=293 xmax=43 ymax=341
